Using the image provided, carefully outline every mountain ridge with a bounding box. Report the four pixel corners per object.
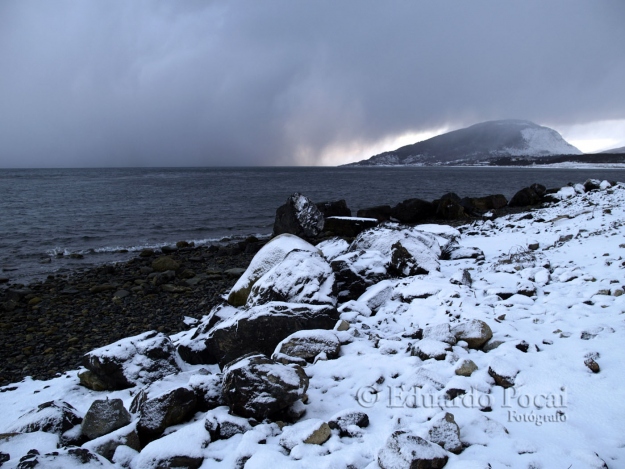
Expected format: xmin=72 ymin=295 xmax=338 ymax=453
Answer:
xmin=345 ymin=119 xmax=583 ymax=166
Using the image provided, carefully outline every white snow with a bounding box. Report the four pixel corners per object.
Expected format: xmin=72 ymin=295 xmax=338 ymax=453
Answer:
xmin=2 ymin=180 xmax=625 ymax=468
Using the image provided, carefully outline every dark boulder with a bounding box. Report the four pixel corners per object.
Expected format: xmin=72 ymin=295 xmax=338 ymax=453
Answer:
xmin=80 ymin=331 xmax=180 ymax=391
xmin=509 ymin=185 xmax=544 ymax=207
xmin=316 ymin=199 xmax=351 ymax=218
xmin=435 ymin=193 xmax=467 ymax=220
xmin=273 ymin=193 xmax=325 ymax=239
xmin=81 ymin=399 xmax=132 ymax=441
xmin=324 ymin=217 xmax=378 ymax=237
xmin=391 ymin=198 xmax=435 ymax=223
xmin=356 ymin=205 xmax=392 ymax=222
xmin=466 ymin=194 xmax=508 ymax=212
xmin=222 ymin=353 xmax=308 ymax=421
xmin=181 ymin=302 xmax=339 ymax=368
xmin=137 ymin=387 xmax=199 ymax=444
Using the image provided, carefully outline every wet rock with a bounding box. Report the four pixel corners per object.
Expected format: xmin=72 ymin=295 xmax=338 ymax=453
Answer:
xmin=273 ymin=193 xmax=325 ymax=239
xmin=137 ymin=387 xmax=198 ymax=444
xmin=151 ymin=256 xmax=180 ymax=273
xmin=222 ymin=353 xmax=308 ymax=421
xmin=80 ymin=331 xmax=180 ymax=390
xmin=378 ymin=431 xmax=449 ymax=469
xmin=81 ymin=399 xmax=132 ymax=441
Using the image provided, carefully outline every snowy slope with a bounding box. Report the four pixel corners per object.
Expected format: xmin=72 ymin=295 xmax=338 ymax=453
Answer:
xmin=1 ymin=180 xmax=624 ymax=468
xmin=349 ymin=120 xmax=582 ymax=166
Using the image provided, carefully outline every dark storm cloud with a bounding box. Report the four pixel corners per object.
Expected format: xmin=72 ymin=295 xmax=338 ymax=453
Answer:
xmin=1 ymin=0 xmax=624 ymax=167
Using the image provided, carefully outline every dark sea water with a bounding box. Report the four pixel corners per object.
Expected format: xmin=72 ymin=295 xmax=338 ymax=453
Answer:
xmin=1 ymin=166 xmax=624 ymax=284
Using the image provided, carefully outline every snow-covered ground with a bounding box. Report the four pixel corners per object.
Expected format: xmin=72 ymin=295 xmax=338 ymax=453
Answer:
xmin=1 ymin=182 xmax=624 ymax=468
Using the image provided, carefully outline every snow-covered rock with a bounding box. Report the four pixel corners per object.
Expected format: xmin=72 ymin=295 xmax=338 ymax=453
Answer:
xmin=222 ymin=353 xmax=308 ymax=421
xmin=378 ymin=431 xmax=449 ymax=469
xmin=273 ymin=329 xmax=340 ymax=363
xmin=273 ymin=193 xmax=325 ymax=239
xmin=246 ymin=250 xmax=336 ymax=307
xmin=79 ymin=331 xmax=179 ymax=391
xmin=227 ymin=233 xmax=319 ymax=306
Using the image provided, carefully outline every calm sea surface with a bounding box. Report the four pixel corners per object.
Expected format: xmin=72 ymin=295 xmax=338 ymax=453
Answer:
xmin=1 ymin=166 xmax=624 ymax=284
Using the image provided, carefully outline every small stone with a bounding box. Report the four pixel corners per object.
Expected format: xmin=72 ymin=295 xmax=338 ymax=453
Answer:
xmin=334 ymin=320 xmax=350 ymax=331
xmin=455 ymin=359 xmax=478 ymax=377
xmin=112 ymin=290 xmax=129 ymax=299
xmin=528 ymin=242 xmax=540 ymax=251
xmin=584 ymin=358 xmax=600 ymax=373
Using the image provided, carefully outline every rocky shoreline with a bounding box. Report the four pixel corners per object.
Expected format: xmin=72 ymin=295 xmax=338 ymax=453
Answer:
xmin=0 ymin=239 xmax=264 ymax=387
xmin=0 ymin=180 xmax=599 ymax=387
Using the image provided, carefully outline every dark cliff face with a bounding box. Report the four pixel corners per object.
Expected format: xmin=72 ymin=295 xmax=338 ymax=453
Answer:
xmin=348 ymin=120 xmax=581 ymax=166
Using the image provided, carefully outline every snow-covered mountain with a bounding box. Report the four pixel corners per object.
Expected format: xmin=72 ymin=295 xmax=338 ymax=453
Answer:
xmin=347 ymin=120 xmax=582 ymax=166
xmin=599 ymin=145 xmax=625 ymax=154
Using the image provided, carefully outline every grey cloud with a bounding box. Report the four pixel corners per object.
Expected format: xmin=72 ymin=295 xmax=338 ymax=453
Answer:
xmin=0 ymin=0 xmax=624 ymax=167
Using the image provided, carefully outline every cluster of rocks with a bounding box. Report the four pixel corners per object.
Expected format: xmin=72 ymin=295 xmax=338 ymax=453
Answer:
xmin=1 ymin=178 xmax=618 ymax=468
xmin=0 ymin=238 xmax=265 ymax=386
xmin=272 ymin=182 xmax=597 ymax=243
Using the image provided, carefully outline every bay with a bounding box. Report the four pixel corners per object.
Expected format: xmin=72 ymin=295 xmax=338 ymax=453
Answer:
xmin=1 ymin=166 xmax=624 ymax=283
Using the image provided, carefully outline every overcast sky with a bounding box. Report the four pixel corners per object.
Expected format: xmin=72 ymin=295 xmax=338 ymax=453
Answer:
xmin=1 ymin=1 xmax=624 ymax=167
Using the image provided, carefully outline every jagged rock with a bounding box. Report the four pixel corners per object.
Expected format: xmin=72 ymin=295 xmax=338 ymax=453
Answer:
xmin=82 ymin=421 xmax=141 ymax=462
xmin=452 ymin=319 xmax=493 ymax=349
xmin=328 ymin=410 xmax=369 ymax=437
xmin=137 ymin=387 xmax=198 ymax=444
xmin=80 ymin=331 xmax=179 ymax=390
xmin=273 ymin=193 xmax=325 ymax=239
xmin=509 ymin=185 xmax=543 ymax=207
xmin=151 ymin=256 xmax=180 ymax=273
xmin=246 ymin=250 xmax=336 ymax=307
xmin=455 ymin=359 xmax=478 ymax=377
xmin=280 ymin=419 xmax=332 ymax=450
xmin=81 ymin=399 xmax=131 ymax=441
xmin=273 ymin=329 xmax=340 ymax=363
xmin=331 ymin=250 xmax=389 ymax=301
xmin=411 ymin=339 xmax=452 ymax=361
xmin=7 ymin=401 xmax=82 ymax=435
xmin=204 ymin=406 xmax=252 ymax=441
xmin=378 ymin=431 xmax=449 ymax=469
xmin=222 ymin=353 xmax=309 ymax=421
xmin=185 ymin=302 xmax=339 ymax=368
xmin=227 ymin=234 xmax=319 ymax=307
xmin=488 ymin=358 xmax=519 ymax=388
xmin=427 ymin=412 xmax=462 ymax=454
xmin=388 ymin=241 xmax=427 ymax=277
xmin=316 ymin=199 xmax=351 ymax=218
xmin=324 ymin=217 xmax=378 ymax=237
xmin=391 ymin=198 xmax=435 ymax=223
